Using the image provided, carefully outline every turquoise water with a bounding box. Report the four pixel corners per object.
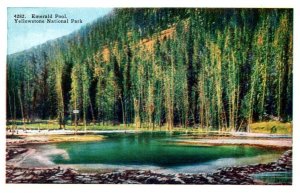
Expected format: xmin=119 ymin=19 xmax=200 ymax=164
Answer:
xmin=48 ymin=132 xmax=282 ymax=170
xmin=251 ymin=171 xmax=292 ymax=184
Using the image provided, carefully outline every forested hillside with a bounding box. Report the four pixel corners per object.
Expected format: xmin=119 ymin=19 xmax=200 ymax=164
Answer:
xmin=7 ymin=8 xmax=293 ymax=131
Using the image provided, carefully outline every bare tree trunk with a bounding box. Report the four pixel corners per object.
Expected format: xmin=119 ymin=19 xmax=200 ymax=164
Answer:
xmin=18 ymin=89 xmax=26 ymax=130
xmin=134 ymin=98 xmax=141 ymax=129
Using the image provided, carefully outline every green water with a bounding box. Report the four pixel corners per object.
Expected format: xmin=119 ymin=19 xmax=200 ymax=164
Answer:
xmin=251 ymin=171 xmax=292 ymax=184
xmin=48 ymin=132 xmax=282 ymax=171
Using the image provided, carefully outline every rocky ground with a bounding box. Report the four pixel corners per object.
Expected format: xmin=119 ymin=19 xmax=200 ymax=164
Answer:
xmin=6 ymin=150 xmax=292 ymax=184
xmin=6 ymin=147 xmax=28 ymax=161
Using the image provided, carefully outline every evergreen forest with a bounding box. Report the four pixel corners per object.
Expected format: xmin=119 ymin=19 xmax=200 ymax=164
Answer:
xmin=7 ymin=8 xmax=293 ymax=132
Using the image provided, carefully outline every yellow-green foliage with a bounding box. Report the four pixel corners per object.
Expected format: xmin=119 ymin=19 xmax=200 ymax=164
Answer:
xmin=48 ymin=135 xmax=104 ymax=142
xmin=23 ymin=134 xmax=105 ymax=143
xmin=249 ymin=121 xmax=292 ymax=134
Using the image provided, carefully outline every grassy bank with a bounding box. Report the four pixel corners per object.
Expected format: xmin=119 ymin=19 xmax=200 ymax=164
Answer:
xmin=249 ymin=121 xmax=292 ymax=135
xmin=7 ymin=120 xmax=292 ymax=135
xmin=6 ymin=120 xmax=206 ymax=132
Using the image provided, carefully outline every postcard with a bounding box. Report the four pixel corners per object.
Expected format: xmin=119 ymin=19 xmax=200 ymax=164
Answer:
xmin=2 ymin=1 xmax=298 ymax=192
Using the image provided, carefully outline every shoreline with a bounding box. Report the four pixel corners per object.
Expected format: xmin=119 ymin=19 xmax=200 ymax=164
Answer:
xmin=6 ymin=130 xmax=293 ymax=184
xmin=6 ymin=128 xmax=292 ymax=137
xmin=171 ymin=138 xmax=292 ymax=149
xmin=6 ymin=129 xmax=292 ymax=149
xmin=6 ymin=150 xmax=292 ymax=184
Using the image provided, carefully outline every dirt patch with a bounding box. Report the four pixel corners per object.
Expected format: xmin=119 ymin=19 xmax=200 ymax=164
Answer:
xmin=7 ymin=134 xmax=105 ymax=146
xmin=171 ymin=137 xmax=292 ymax=149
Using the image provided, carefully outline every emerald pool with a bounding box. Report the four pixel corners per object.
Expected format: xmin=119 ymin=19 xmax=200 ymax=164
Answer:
xmin=38 ymin=132 xmax=283 ymax=173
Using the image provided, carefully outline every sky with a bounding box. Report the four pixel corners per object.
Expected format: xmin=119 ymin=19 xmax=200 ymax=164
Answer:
xmin=7 ymin=8 xmax=112 ymax=54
